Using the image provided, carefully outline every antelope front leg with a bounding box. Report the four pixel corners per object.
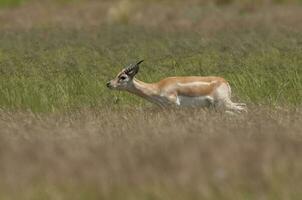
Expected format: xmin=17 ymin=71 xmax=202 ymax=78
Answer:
xmin=165 ymin=93 xmax=180 ymax=107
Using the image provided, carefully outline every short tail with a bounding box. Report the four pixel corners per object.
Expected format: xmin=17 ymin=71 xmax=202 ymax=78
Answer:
xmin=224 ymin=98 xmax=247 ymax=113
xmin=225 ymin=83 xmax=247 ymax=113
xmin=232 ymin=102 xmax=247 ymax=113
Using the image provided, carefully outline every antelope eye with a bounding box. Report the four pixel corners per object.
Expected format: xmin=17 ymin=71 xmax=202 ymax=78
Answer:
xmin=120 ymin=76 xmax=127 ymax=80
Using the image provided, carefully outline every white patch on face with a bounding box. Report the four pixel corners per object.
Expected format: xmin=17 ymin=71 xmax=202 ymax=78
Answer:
xmin=176 ymin=95 xmax=213 ymax=107
xmin=177 ymin=81 xmax=212 ymax=87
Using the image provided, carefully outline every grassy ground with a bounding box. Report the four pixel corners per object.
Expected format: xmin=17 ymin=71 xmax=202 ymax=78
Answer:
xmin=0 ymin=108 xmax=302 ymax=200
xmin=0 ymin=0 xmax=301 ymax=199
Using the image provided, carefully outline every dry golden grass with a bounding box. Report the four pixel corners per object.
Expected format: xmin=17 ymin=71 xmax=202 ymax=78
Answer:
xmin=0 ymin=107 xmax=301 ymax=199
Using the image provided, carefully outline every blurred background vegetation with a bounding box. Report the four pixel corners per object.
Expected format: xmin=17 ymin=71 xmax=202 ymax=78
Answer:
xmin=1 ymin=0 xmax=302 ymax=8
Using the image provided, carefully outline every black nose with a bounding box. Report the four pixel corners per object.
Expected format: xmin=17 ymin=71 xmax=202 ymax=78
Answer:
xmin=106 ymin=82 xmax=111 ymax=88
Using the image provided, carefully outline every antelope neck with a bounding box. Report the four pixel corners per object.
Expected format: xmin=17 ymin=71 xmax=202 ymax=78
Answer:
xmin=127 ymin=78 xmax=159 ymax=99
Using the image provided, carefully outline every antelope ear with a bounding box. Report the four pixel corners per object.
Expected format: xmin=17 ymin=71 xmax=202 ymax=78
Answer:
xmin=125 ymin=60 xmax=144 ymax=77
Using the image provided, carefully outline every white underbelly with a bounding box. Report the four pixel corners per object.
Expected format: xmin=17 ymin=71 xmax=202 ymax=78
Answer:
xmin=176 ymin=95 xmax=212 ymax=107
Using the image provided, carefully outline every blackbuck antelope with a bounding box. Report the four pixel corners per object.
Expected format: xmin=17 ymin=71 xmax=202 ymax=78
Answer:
xmin=107 ymin=60 xmax=247 ymax=113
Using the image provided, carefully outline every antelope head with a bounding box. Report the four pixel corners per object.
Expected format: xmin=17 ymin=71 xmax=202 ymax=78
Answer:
xmin=106 ymin=60 xmax=144 ymax=90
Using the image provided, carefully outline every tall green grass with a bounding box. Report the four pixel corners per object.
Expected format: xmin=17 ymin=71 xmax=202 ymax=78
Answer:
xmin=0 ymin=0 xmax=79 ymax=7
xmin=0 ymin=26 xmax=301 ymax=112
xmin=0 ymin=0 xmax=27 ymax=7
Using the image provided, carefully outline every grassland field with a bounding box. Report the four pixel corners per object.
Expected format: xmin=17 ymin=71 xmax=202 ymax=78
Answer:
xmin=0 ymin=0 xmax=302 ymax=199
